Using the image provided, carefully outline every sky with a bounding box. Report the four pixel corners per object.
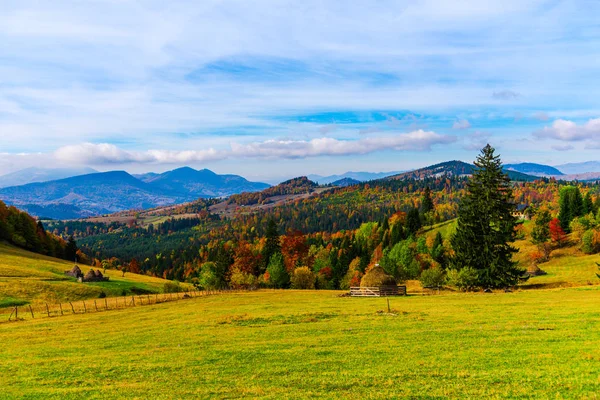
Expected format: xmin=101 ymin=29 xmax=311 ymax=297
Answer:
xmin=2 ymin=0 xmax=600 ymax=182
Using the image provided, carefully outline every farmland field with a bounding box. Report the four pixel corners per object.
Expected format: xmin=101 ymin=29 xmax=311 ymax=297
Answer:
xmin=2 ymin=288 xmax=600 ymax=399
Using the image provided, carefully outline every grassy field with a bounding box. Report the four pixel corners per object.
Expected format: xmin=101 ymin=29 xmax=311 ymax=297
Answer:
xmin=1 ymin=288 xmax=600 ymax=399
xmin=0 ymin=243 xmax=174 ymax=307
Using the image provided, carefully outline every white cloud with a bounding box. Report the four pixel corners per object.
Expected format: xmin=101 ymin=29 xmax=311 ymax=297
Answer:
xmin=452 ymin=119 xmax=471 ymax=130
xmin=532 ymin=112 xmax=550 ymax=121
xmin=231 ymin=130 xmax=455 ymax=159
xmin=551 ymin=144 xmax=574 ymax=151
xmin=534 ymin=118 xmax=600 ymax=141
xmin=54 ymin=143 xmax=222 ymax=164
xmin=51 ymin=131 xmax=455 ymax=165
xmin=492 ymin=90 xmax=521 ymax=100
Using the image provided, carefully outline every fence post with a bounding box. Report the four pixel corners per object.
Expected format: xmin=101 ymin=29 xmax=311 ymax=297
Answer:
xmin=94 ymin=300 xmax=98 ymax=312
xmin=15 ymin=306 xmax=18 ymax=320
xmin=9 ymin=306 xmax=15 ymax=321
xmin=83 ymin=301 xmax=87 ymax=313
xmin=105 ymin=298 xmax=108 ymax=310
xmin=59 ymin=303 xmax=64 ymax=316
xmin=29 ymin=305 xmax=34 ymax=319
xmin=46 ymin=303 xmax=50 ymax=317
xmin=70 ymin=302 xmax=75 ymax=314
xmin=132 ymin=296 xmax=135 ymax=306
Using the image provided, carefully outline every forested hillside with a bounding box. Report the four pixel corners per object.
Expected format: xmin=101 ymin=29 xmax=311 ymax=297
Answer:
xmin=0 ymin=200 xmax=73 ymax=261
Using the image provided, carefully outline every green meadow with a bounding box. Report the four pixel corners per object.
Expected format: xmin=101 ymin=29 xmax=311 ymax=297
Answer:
xmin=1 ymin=288 xmax=600 ymax=399
xmin=0 ymin=243 xmax=172 ymax=307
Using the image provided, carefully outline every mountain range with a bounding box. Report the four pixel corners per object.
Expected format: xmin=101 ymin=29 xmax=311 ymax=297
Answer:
xmin=0 ymin=167 xmax=98 ymax=188
xmin=307 ymin=171 xmax=401 ymax=184
xmin=387 ymin=161 xmax=538 ymax=182
xmin=0 ymin=168 xmax=269 ymax=219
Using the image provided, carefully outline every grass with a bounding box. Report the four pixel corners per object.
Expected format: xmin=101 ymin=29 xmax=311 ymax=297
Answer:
xmin=0 ymin=243 xmax=176 ymax=307
xmin=1 ymin=288 xmax=600 ymax=399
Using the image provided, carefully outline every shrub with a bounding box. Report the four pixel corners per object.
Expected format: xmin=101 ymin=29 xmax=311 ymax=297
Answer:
xmin=446 ymin=267 xmax=478 ymax=291
xmin=229 ymin=268 xmax=258 ymax=290
xmin=163 ymin=280 xmax=183 ymax=293
xmin=340 ymin=257 xmax=363 ymax=290
xmin=581 ymin=229 xmax=600 ymax=254
xmin=98 ymin=291 xmax=107 ymax=299
xmin=290 ymin=267 xmax=316 ymax=289
xmin=419 ymin=267 xmax=446 ymax=288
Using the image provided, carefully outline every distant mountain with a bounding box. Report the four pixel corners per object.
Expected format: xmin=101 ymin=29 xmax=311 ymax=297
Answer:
xmin=146 ymin=167 xmax=269 ymax=197
xmin=387 ymin=160 xmax=538 ymax=182
xmin=0 ymin=168 xmax=270 ymax=219
xmin=504 ymin=163 xmax=563 ymax=176
xmin=331 ymin=177 xmax=361 ymax=187
xmin=308 ymin=171 xmax=401 ymax=184
xmin=0 ymin=167 xmax=97 ymax=188
xmin=555 ymin=161 xmax=600 ymax=175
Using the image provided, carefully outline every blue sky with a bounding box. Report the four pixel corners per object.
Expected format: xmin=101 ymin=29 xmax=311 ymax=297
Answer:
xmin=1 ymin=0 xmax=600 ymax=182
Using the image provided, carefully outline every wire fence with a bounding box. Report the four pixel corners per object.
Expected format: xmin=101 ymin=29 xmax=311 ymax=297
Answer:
xmin=0 ymin=289 xmax=235 ymax=323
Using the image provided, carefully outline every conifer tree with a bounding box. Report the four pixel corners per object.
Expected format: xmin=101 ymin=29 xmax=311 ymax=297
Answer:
xmin=261 ymin=219 xmax=280 ymax=274
xmin=65 ymin=235 xmax=78 ymax=262
xmin=406 ymin=208 xmax=421 ymax=235
xmin=420 ymin=187 xmax=434 ymax=214
xmin=451 ymin=144 xmax=522 ymax=288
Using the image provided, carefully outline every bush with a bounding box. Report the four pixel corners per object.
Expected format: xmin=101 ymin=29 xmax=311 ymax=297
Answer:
xmin=229 ymin=268 xmax=258 ymax=290
xmin=581 ymin=229 xmax=600 ymax=254
xmin=163 ymin=280 xmax=183 ymax=293
xmin=98 ymin=291 xmax=107 ymax=299
xmin=446 ymin=267 xmax=478 ymax=291
xmin=290 ymin=267 xmax=316 ymax=289
xmin=419 ymin=267 xmax=446 ymax=288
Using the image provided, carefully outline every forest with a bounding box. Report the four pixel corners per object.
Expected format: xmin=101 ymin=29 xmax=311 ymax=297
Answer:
xmin=33 ymin=160 xmax=600 ymax=291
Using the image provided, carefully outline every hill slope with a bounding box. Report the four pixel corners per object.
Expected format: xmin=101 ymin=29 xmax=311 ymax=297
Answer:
xmin=504 ymin=163 xmax=563 ymax=176
xmin=0 ymin=167 xmax=98 ymax=188
xmin=0 ymin=242 xmax=173 ymax=307
xmin=388 ymin=160 xmax=538 ymax=182
xmin=0 ymin=168 xmax=270 ymax=219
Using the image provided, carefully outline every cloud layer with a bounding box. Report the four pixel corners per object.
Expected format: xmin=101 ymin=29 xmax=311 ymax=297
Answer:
xmin=53 ymin=130 xmax=455 ymax=165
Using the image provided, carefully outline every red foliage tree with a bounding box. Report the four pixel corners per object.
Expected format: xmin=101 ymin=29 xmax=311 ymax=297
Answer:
xmin=281 ymin=230 xmax=309 ymax=272
xmin=549 ymin=218 xmax=567 ymax=247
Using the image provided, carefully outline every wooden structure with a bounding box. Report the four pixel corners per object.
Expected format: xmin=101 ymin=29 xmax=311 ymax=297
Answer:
xmin=350 ymin=285 xmax=406 ymax=297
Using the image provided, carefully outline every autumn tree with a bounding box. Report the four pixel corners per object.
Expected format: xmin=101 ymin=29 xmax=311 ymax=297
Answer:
xmin=531 ymin=209 xmax=552 ymax=261
xmin=549 ymin=218 xmax=567 ymax=247
xmin=451 ymin=144 xmax=522 ymax=289
xmin=266 ymin=253 xmax=289 ymax=288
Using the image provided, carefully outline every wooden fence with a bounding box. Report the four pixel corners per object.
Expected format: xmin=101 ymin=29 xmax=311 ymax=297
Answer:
xmin=350 ymin=285 xmax=407 ymax=297
xmin=0 ymin=289 xmax=234 ymax=323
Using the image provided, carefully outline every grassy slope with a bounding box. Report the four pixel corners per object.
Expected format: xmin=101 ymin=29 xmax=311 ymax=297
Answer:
xmin=0 ymin=243 xmax=172 ymax=307
xmin=1 ymin=289 xmax=600 ymax=399
xmin=424 ymin=219 xmax=600 ymax=289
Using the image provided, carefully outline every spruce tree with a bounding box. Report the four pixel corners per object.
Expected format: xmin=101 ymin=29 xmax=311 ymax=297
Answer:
xmin=450 ymin=144 xmax=523 ymax=288
xmin=420 ymin=187 xmax=434 ymax=215
xmin=261 ymin=219 xmax=281 ymax=274
xmin=65 ymin=235 xmax=78 ymax=262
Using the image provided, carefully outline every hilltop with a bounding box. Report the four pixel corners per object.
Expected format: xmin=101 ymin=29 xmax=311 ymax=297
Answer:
xmin=387 ymin=160 xmax=538 ymax=181
xmin=0 ymin=242 xmax=175 ymax=307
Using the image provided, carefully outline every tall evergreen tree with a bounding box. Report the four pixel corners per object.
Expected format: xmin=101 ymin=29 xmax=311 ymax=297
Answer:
xmin=450 ymin=144 xmax=522 ymax=288
xmin=65 ymin=235 xmax=78 ymax=262
xmin=583 ymin=192 xmax=594 ymax=215
xmin=261 ymin=219 xmax=281 ymax=274
xmin=420 ymin=187 xmax=434 ymax=215
xmin=406 ymin=208 xmax=421 ymax=235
